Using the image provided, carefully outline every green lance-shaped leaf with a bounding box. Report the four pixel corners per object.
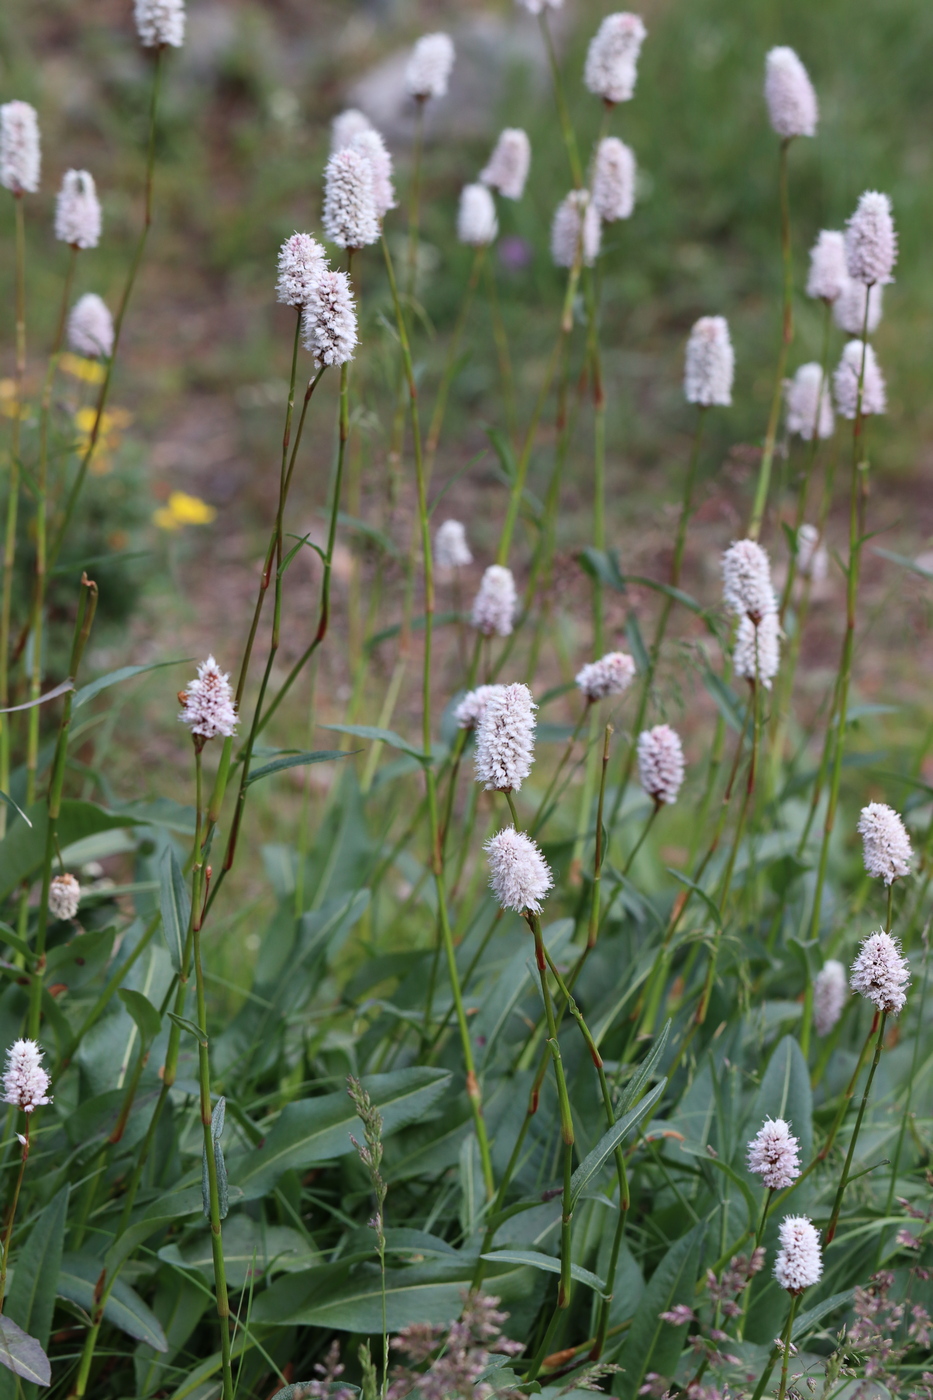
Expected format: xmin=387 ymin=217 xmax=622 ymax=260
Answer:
xmin=0 ymin=1317 xmax=50 ymax=1387
xmin=0 ymin=1185 xmax=68 ymax=1399
xmin=58 ymin=1254 xmax=168 ymax=1351
xmin=202 ymin=1096 xmax=229 ymax=1221
xmin=158 ymin=846 xmax=189 ymax=974
xmin=480 ymin=1250 xmax=608 ymax=1296
xmin=117 ymin=987 xmax=162 ymax=1047
xmin=614 ymin=1221 xmax=706 ymax=1400
xmin=569 ymin=1078 xmax=667 ymax=1207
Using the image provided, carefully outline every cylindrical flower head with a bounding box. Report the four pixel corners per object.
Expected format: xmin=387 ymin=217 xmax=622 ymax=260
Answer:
xmin=474 ymin=682 xmax=536 ymax=792
xmin=276 ymin=233 xmax=327 ymax=308
xmin=584 ymin=13 xmax=648 ymax=105
xmin=331 ymin=109 xmax=372 ymax=153
xmin=302 ymin=270 xmax=358 ymax=367
xmin=68 ymin=293 xmax=114 ymax=358
xmin=845 ymin=190 xmax=897 ymax=286
xmin=833 ymin=279 xmax=883 ymax=337
xmin=551 ymin=190 xmax=601 ymax=269
xmin=684 ymin=316 xmax=734 ymax=407
xmin=722 ymin=539 xmax=776 ymax=622
xmin=806 ymin=230 xmax=848 ymax=303
xmin=850 ymin=930 xmax=910 ymax=1016
xmin=575 ymin=651 xmax=636 ymax=701
xmin=454 ymin=684 xmax=505 ymax=730
xmin=764 ymin=47 xmax=818 ymax=139
xmin=481 ymin=129 xmax=531 ymax=201
xmin=3 ymin=1040 xmax=51 ymax=1113
xmin=637 ymin=724 xmax=685 ymax=805
xmin=857 ymin=802 xmax=912 ymax=885
xmin=795 ymin=523 xmax=827 ymax=582
xmin=734 ymin=612 xmax=780 ymax=689
xmin=785 ymin=363 xmax=834 ymax=440
xmin=350 ymin=128 xmax=396 ymax=222
xmin=515 ymin=0 xmax=563 ymax=12
xmin=485 ymin=827 xmax=553 ymax=915
xmin=134 ymin=0 xmax=186 ymax=48
xmin=458 ymin=184 xmax=498 ymax=247
xmin=774 ymin=1216 xmax=822 ymax=1294
xmin=813 ymin=959 xmax=847 ymax=1036
xmin=48 ymin=873 xmax=81 ymax=921
xmin=747 ymin=1118 xmax=801 ymax=1190
xmin=405 ymin=33 xmax=455 ymax=101
xmin=592 ymin=137 xmax=636 ymax=222
xmin=178 ymin=655 xmax=238 ymax=740
xmin=833 ymin=340 xmax=886 ymax=419
xmin=435 ymin=519 xmax=472 ymax=569
xmin=55 ymin=169 xmax=102 ymax=249
xmin=322 ymin=149 xmax=379 ymax=250
xmin=471 ymin=565 xmax=517 ymax=637
xmin=0 ymin=101 xmax=40 ymax=195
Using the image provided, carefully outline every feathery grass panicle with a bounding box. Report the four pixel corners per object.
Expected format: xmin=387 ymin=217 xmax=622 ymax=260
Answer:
xmin=796 ymin=523 xmax=828 ymax=582
xmin=0 ymin=101 xmax=40 ymax=194
xmin=850 ymin=931 xmax=910 ymax=1015
xmin=845 ymin=191 xmax=897 ymax=286
xmin=134 ymin=0 xmax=186 ymax=48
xmin=684 ymin=315 xmax=734 ymax=406
xmin=592 ymin=136 xmax=636 ymax=222
xmin=834 ymin=340 xmax=887 ymax=418
xmin=457 ymin=184 xmax=498 ymax=247
xmin=485 ymin=827 xmax=553 ymax=914
xmin=331 ymin=109 xmax=372 ymax=152
xmin=2 ymin=1041 xmax=51 ymax=1113
xmin=474 ymin=682 xmax=536 ymax=792
xmin=834 ymin=279 xmax=883 ymax=336
xmin=435 ymin=519 xmax=472 ymax=569
xmin=55 ymin=170 xmax=101 ymax=249
xmin=67 ymin=293 xmax=114 ymax=358
xmin=575 ymin=651 xmax=636 ymax=701
xmin=551 ymin=189 xmax=601 ymax=268
xmin=785 ymin=363 xmax=834 ymax=440
xmin=276 ymin=233 xmax=327 ymax=308
xmin=747 ymin=1118 xmax=801 ymax=1189
xmin=764 ymin=47 xmax=818 ymax=139
xmin=857 ymin=802 xmax=912 ymax=885
xmin=48 ymin=874 xmax=81 ymax=921
xmin=349 ymin=128 xmax=396 ymax=222
xmin=480 ymin=129 xmax=531 ymax=201
xmin=734 ymin=612 xmax=780 ymax=689
xmin=813 ymin=959 xmax=848 ymax=1036
xmin=774 ymin=1216 xmax=822 ymax=1293
xmin=637 ymin=724 xmax=685 ymax=804
xmin=322 ymin=148 xmax=379 ymax=250
xmin=722 ymin=539 xmax=776 ymax=622
xmin=454 ymin=685 xmax=505 ymax=730
xmin=302 ymin=270 xmax=358 ymax=367
xmin=806 ymin=229 xmax=848 ymax=302
xmin=471 ymin=565 xmax=517 ymax=637
xmin=178 ymin=656 xmax=238 ymax=741
xmin=405 ymin=33 xmax=455 ymax=101
xmin=584 ymin=13 xmax=648 ymax=105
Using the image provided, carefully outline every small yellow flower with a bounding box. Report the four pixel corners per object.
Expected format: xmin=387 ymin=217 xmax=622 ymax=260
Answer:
xmin=0 ymin=379 xmax=28 ymax=420
xmin=60 ymin=352 xmax=107 ymax=384
xmin=153 ymin=491 xmax=217 ymax=531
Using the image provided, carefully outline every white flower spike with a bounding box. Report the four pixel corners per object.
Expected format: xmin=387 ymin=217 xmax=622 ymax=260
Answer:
xmin=637 ymin=725 xmax=685 ymax=805
xmin=405 ymin=34 xmax=455 ymax=102
xmin=485 ymin=827 xmax=553 ymax=915
xmin=322 ymin=148 xmax=379 ymax=250
xmin=474 ymin=683 xmax=536 ymax=793
xmin=276 ymin=233 xmax=327 ymax=309
xmin=774 ymin=1215 xmax=822 ymax=1293
xmin=575 ymin=651 xmax=636 ymax=702
xmin=551 ymin=190 xmax=601 ymax=269
xmin=747 ymin=1118 xmax=801 ymax=1190
xmin=813 ymin=959 xmax=847 ymax=1036
xmin=134 ymin=0 xmax=186 ymax=48
xmin=48 ymin=873 xmax=81 ymax=921
xmin=68 ymin=294 xmax=114 ymax=359
xmin=435 ymin=520 xmax=472 ymax=569
xmin=3 ymin=1040 xmax=51 ymax=1113
xmin=684 ymin=316 xmax=734 ymax=407
xmin=55 ymin=170 xmax=102 ymax=249
xmin=0 ymin=101 xmax=40 ymax=195
xmin=764 ymin=47 xmax=817 ymax=139
xmin=457 ymin=184 xmax=498 ymax=247
xmin=850 ymin=931 xmax=910 ymax=1016
xmin=858 ymin=802 xmax=912 ymax=885
xmin=592 ymin=137 xmax=636 ymax=223
xmin=471 ymin=566 xmax=517 ymax=637
xmin=584 ymin=14 xmax=647 ymax=105
xmin=480 ymin=129 xmax=531 ymax=201
xmin=178 ymin=656 xmax=238 ymax=742
xmin=302 ymin=271 xmax=358 ymax=368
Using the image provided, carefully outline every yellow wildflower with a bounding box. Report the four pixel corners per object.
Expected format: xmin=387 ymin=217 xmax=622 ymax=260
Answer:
xmin=153 ymin=491 xmax=217 ymax=531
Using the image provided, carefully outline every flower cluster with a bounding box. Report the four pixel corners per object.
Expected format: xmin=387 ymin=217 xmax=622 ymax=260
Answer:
xmin=721 ymin=539 xmax=776 ymax=624
xmin=435 ymin=519 xmax=472 ymax=569
xmin=733 ymin=612 xmax=780 ymax=688
xmin=637 ymin=725 xmax=685 ymax=805
xmin=386 ymin=1292 xmax=523 ymax=1400
xmin=134 ymin=0 xmax=186 ymax=48
xmin=474 ymin=683 xmax=536 ymax=792
xmin=746 ymin=1117 xmax=800 ymax=1189
xmin=846 ymin=190 xmax=897 ymax=286
xmin=551 ymin=189 xmax=601 ymax=269
xmin=834 ymin=340 xmax=887 ymax=418
xmin=592 ymin=137 xmax=636 ymax=223
xmin=858 ymin=801 xmax=912 ymax=884
xmin=276 ymin=232 xmax=327 ymax=308
xmin=806 ymin=229 xmax=848 ymax=302
xmin=774 ymin=1214 xmax=822 ymax=1293
xmin=785 ymin=362 xmax=834 ymax=440
xmin=584 ymin=13 xmax=648 ymax=105
xmin=453 ymin=685 xmax=504 ymax=731
xmin=178 ymin=655 xmax=238 ymax=741
xmin=405 ymin=33 xmax=455 ymax=102
xmin=485 ymin=828 xmax=553 ymax=915
xmin=68 ymin=294 xmax=114 ymax=359
xmin=471 ymin=566 xmax=517 ymax=637
xmin=331 ymin=109 xmax=371 ymax=152
xmin=0 ymin=101 xmax=40 ymax=195
xmin=55 ymin=170 xmax=102 ymax=249
xmin=302 ymin=271 xmax=358 ymax=368
xmin=684 ymin=316 xmax=734 ymax=407
xmin=457 ymin=184 xmax=498 ymax=247
xmin=813 ymin=958 xmax=848 ymax=1035
xmin=322 ymin=148 xmax=379 ymax=250
xmin=764 ymin=46 xmax=818 ymax=139
xmin=350 ymin=128 xmax=396 ymax=222
xmin=850 ymin=930 xmax=910 ymax=1016
xmin=2 ymin=1040 xmax=51 ymax=1114
xmin=575 ymin=650 xmax=636 ymax=701
xmin=48 ymin=873 xmax=81 ymax=921
xmin=480 ymin=129 xmax=531 ymax=201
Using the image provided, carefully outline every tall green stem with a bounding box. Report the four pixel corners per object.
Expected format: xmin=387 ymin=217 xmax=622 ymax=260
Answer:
xmin=748 ymin=138 xmax=794 ymax=540
xmin=824 ymin=1010 xmax=887 ymax=1244
xmin=0 ymin=194 xmax=27 ymax=837
xmin=0 ymin=1119 xmax=29 ymax=1315
xmin=776 ymin=1294 xmax=799 ymax=1400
